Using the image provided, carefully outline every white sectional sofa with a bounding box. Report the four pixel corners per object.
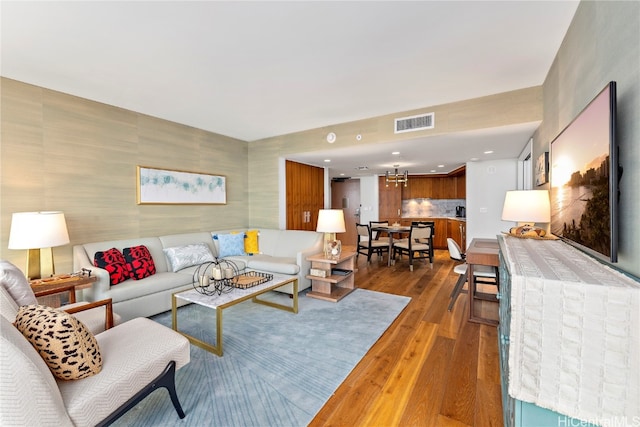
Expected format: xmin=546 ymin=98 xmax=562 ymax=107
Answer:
xmin=73 ymin=229 xmax=323 ymax=321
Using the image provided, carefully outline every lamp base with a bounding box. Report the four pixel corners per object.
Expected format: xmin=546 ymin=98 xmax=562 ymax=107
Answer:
xmin=323 ymin=233 xmax=342 ymax=260
xmin=25 ymin=248 xmax=55 ymax=280
xmin=327 ymin=240 xmax=342 ymax=260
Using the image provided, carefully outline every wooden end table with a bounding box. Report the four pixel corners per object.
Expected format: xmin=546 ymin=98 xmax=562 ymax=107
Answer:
xmin=30 ymin=274 xmax=97 ymax=306
xmin=306 ymin=249 xmax=357 ymax=302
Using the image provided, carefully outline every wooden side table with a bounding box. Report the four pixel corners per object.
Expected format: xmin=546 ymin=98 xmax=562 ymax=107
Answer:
xmin=30 ymin=274 xmax=97 ymax=307
xmin=306 ymin=249 xmax=357 ymax=302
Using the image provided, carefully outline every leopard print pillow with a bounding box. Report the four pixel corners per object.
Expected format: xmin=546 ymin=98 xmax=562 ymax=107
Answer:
xmin=14 ymin=305 xmax=102 ymax=380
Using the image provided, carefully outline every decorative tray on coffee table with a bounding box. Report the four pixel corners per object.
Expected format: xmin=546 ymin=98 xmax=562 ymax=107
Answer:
xmin=231 ymin=271 xmax=274 ymax=289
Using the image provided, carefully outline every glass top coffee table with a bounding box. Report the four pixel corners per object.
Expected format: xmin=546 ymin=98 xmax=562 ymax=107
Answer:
xmin=171 ymin=272 xmax=298 ymax=356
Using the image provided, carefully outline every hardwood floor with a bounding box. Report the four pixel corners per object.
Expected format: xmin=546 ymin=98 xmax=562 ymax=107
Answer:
xmin=309 ymin=249 xmax=503 ymax=427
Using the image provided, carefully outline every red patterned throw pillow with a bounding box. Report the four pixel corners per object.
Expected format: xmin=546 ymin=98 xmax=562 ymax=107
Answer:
xmin=123 ymin=245 xmax=156 ymax=280
xmin=94 ymin=248 xmax=131 ymax=285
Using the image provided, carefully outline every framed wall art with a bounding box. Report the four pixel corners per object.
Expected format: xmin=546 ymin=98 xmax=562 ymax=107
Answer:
xmin=535 ymin=152 xmax=549 ymax=186
xmin=137 ymin=166 xmax=226 ymax=205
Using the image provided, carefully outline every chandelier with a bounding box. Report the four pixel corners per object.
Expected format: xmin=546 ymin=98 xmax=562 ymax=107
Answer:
xmin=385 ymin=167 xmax=408 ymax=187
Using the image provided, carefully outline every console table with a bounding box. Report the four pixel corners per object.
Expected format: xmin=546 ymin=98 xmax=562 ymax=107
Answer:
xmin=498 ymin=236 xmax=639 ymax=426
xmin=466 ymin=238 xmax=499 ymax=326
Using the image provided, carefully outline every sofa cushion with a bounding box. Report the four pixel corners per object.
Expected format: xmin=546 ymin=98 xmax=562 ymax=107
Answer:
xmin=246 ymin=255 xmax=300 ymax=275
xmin=215 ymin=233 xmax=246 ymax=257
xmin=0 ymin=260 xmax=37 ymax=306
xmin=14 ymin=305 xmax=102 ymax=380
xmin=57 ymin=317 xmax=190 ymax=427
xmin=93 ymin=248 xmax=131 ymax=285
xmin=123 ymin=245 xmax=156 ymax=280
xmin=163 ymin=243 xmax=214 ymax=272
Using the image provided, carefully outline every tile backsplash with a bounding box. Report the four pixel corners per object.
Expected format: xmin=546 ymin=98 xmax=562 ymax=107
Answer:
xmin=402 ymin=198 xmax=465 ymax=218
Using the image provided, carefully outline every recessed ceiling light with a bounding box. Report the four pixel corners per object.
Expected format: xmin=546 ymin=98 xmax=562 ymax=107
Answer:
xmin=484 ymin=150 xmax=494 ymax=154
xmin=392 ymin=151 xmax=400 ymax=155
xmin=340 ymin=173 xmax=345 ymax=176
xmin=438 ymin=164 xmax=445 ymax=168
xmin=430 ymin=169 xmax=436 ymax=173
xmin=324 ymin=159 xmax=331 ymax=163
xmin=470 ymin=157 xmax=479 ymax=161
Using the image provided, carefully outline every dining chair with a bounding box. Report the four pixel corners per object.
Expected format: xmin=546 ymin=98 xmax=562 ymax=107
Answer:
xmin=411 ymin=220 xmax=435 ymax=228
xmin=446 ymin=238 xmax=498 ymax=311
xmin=356 ymin=223 xmax=390 ymax=264
xmin=392 ymin=222 xmax=434 ymax=271
xmin=369 ymin=221 xmax=390 ymax=242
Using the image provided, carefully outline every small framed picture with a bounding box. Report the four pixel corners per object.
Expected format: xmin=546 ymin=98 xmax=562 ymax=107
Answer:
xmin=535 ymin=152 xmax=549 ymax=186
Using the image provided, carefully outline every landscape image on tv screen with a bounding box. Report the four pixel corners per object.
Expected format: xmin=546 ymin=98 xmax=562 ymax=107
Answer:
xmin=550 ymin=84 xmax=613 ymax=260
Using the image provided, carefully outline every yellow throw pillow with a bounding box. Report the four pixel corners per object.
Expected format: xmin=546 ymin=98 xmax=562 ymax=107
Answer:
xmin=230 ymin=230 xmax=260 ymax=255
xmin=14 ymin=305 xmax=102 ymax=380
xmin=245 ymin=230 xmax=260 ymax=254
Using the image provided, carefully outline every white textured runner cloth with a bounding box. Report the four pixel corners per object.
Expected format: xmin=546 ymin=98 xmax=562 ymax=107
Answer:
xmin=502 ymin=237 xmax=640 ymax=425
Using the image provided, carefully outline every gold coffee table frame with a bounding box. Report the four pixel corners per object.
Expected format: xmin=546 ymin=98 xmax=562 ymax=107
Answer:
xmin=172 ymin=273 xmax=298 ymax=356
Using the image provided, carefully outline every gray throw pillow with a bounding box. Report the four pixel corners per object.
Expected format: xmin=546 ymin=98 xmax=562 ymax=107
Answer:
xmin=163 ymin=243 xmax=214 ymax=272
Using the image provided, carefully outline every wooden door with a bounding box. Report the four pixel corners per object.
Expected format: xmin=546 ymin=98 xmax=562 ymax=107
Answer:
xmin=378 ymin=176 xmax=402 ymax=223
xmin=331 ymin=179 xmax=360 ymax=247
xmin=286 ymin=160 xmax=324 ymax=231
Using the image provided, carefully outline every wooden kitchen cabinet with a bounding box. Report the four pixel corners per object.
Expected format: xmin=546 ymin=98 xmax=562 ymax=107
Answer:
xmin=455 ymin=175 xmax=466 ymax=198
xmin=399 ymin=176 xmax=454 ymax=199
xmin=432 ymin=218 xmax=447 ymax=248
xmin=447 ymin=218 xmax=466 ymax=250
xmin=403 ymin=176 xmax=431 ymax=199
xmin=441 ymin=177 xmax=457 ymax=198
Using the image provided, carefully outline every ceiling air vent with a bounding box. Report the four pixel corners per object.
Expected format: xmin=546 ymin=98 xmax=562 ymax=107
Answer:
xmin=394 ymin=112 xmax=434 ymax=134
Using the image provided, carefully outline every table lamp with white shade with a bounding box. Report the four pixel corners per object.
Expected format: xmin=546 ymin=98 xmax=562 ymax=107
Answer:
xmin=501 ymin=190 xmax=551 ymax=238
xmin=316 ymin=209 xmax=346 ymax=259
xmin=8 ymin=211 xmax=70 ymax=279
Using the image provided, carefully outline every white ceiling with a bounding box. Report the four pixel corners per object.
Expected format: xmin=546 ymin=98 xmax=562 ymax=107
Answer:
xmin=1 ymin=1 xmax=579 ymax=177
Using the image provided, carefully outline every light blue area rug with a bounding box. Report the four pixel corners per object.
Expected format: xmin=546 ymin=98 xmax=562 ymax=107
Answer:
xmin=113 ymin=288 xmax=410 ymax=427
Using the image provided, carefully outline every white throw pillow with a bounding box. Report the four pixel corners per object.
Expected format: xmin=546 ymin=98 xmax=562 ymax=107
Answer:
xmin=163 ymin=243 xmax=215 ymax=272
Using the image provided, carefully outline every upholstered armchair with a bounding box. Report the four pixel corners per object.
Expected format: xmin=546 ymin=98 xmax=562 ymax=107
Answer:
xmin=0 ymin=261 xmax=191 ymax=426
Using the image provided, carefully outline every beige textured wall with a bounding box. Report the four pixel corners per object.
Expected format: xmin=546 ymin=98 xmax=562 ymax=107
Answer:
xmin=248 ymin=86 xmax=543 ymax=227
xmin=1 ymin=78 xmax=249 ymax=274
xmin=1 ymin=80 xmax=543 ymax=276
xmin=532 ymin=1 xmax=640 ymax=277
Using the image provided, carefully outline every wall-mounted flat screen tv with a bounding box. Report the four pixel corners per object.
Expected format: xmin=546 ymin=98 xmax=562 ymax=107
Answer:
xmin=550 ymin=81 xmax=618 ymax=262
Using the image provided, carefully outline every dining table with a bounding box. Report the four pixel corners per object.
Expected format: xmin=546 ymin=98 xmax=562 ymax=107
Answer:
xmin=371 ymin=225 xmax=411 ymax=266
